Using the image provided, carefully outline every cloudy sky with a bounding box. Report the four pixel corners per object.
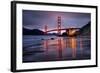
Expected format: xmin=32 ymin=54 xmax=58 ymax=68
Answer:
xmin=23 ymin=10 xmax=91 ymax=32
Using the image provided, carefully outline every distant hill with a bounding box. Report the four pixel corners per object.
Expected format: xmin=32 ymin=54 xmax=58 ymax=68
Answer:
xmin=23 ymin=28 xmax=44 ymax=35
xmin=79 ymin=21 xmax=91 ymax=36
xmin=23 ymin=28 xmax=32 ymax=35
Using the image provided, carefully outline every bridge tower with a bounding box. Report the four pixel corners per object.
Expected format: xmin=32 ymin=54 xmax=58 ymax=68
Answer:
xmin=44 ymin=25 xmax=47 ymax=35
xmin=57 ymin=16 xmax=61 ymax=35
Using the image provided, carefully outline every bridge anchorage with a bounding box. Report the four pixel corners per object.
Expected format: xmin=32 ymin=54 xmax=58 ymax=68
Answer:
xmin=44 ymin=16 xmax=80 ymax=36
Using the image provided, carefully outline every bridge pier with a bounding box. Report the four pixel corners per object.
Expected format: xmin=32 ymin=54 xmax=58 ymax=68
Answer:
xmin=66 ymin=29 xmax=68 ymax=36
xmin=66 ymin=28 xmax=79 ymax=36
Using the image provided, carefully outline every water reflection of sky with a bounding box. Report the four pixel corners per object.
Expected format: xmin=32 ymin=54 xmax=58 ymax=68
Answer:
xmin=23 ymin=36 xmax=91 ymax=62
xmin=23 ymin=10 xmax=91 ymax=31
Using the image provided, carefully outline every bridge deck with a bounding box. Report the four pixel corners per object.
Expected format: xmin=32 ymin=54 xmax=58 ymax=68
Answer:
xmin=46 ymin=28 xmax=80 ymax=32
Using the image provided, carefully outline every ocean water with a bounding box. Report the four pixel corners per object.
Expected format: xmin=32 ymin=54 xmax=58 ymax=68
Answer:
xmin=23 ymin=35 xmax=91 ymax=63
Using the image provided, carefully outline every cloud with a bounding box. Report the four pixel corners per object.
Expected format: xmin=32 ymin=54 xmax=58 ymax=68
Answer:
xmin=23 ymin=10 xmax=90 ymax=30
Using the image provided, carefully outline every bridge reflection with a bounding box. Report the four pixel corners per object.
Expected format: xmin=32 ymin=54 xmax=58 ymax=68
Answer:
xmin=43 ymin=37 xmax=83 ymax=60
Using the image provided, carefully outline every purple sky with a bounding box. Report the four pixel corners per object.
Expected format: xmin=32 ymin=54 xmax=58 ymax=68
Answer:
xmin=23 ymin=10 xmax=91 ymax=32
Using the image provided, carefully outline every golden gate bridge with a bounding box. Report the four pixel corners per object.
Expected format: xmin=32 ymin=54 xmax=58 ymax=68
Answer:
xmin=44 ymin=16 xmax=80 ymax=36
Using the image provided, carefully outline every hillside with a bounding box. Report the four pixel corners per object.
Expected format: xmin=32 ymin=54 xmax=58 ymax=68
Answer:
xmin=23 ymin=28 xmax=44 ymax=35
xmin=79 ymin=21 xmax=91 ymax=36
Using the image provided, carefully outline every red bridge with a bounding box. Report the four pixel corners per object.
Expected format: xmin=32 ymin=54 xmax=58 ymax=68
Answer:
xmin=44 ymin=16 xmax=80 ymax=36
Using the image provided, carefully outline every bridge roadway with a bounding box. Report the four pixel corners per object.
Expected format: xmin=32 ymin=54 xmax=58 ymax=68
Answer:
xmin=46 ymin=28 xmax=80 ymax=32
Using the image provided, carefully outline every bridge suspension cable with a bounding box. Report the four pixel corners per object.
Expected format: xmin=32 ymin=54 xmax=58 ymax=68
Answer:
xmin=44 ymin=25 xmax=47 ymax=34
